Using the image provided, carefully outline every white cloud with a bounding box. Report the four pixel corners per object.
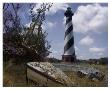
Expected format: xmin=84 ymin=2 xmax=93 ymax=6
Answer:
xmin=42 ymin=21 xmax=56 ymax=31
xmin=63 ymin=17 xmax=66 ymax=25
xmin=47 ymin=3 xmax=69 ymax=15
xmin=47 ymin=21 xmax=54 ymax=28
xmin=98 ymin=53 xmax=103 ymax=56
xmin=49 ymin=42 xmax=64 ymax=59
xmin=75 ymin=46 xmax=79 ymax=51
xmin=79 ymin=36 xmax=94 ymax=46
xmin=28 ymin=3 xmax=69 ymax=30
xmin=78 ymin=55 xmax=87 ymax=60
xmin=25 ymin=21 xmax=32 ymax=27
xmin=25 ymin=20 xmax=56 ymax=31
xmin=72 ymin=4 xmax=108 ymax=33
xmin=89 ymin=47 xmax=105 ymax=52
xmin=27 ymin=3 xmax=66 ymax=31
xmin=33 ymin=3 xmax=69 ymax=15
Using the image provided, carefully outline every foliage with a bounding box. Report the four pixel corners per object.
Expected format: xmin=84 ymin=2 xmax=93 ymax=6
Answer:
xmin=47 ymin=57 xmax=61 ymax=63
xmin=3 ymin=3 xmax=52 ymax=63
xmin=99 ymin=57 xmax=108 ymax=65
xmin=21 ymin=3 xmax=52 ymax=60
xmin=3 ymin=4 xmax=22 ymax=45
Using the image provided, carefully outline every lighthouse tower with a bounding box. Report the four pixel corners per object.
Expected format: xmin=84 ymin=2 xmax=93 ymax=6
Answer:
xmin=62 ymin=7 xmax=76 ymax=62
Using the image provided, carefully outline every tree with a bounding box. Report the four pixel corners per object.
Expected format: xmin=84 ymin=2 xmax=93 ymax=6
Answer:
xmin=99 ymin=57 xmax=108 ymax=65
xmin=3 ymin=3 xmax=22 ymax=45
xmin=3 ymin=3 xmax=52 ymax=62
xmin=3 ymin=3 xmax=24 ymax=63
xmin=22 ymin=3 xmax=52 ymax=61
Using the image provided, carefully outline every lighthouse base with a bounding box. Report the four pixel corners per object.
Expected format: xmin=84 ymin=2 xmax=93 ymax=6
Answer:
xmin=62 ymin=55 xmax=76 ymax=63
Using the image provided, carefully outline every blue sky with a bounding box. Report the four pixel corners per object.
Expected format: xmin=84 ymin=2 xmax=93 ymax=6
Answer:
xmin=19 ymin=3 xmax=108 ymax=60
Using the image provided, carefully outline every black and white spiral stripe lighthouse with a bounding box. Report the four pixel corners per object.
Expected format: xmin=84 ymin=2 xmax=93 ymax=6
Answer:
xmin=62 ymin=7 xmax=76 ymax=62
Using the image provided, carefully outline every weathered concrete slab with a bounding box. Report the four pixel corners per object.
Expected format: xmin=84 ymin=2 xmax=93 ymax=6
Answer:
xmin=26 ymin=62 xmax=74 ymax=87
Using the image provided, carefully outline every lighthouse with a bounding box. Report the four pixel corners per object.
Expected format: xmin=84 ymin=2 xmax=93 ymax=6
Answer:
xmin=62 ymin=7 xmax=76 ymax=62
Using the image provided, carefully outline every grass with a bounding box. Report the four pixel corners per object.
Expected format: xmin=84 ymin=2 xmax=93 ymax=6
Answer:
xmin=3 ymin=61 xmax=28 ymax=87
xmin=64 ymin=63 xmax=108 ymax=87
xmin=3 ymin=61 xmax=108 ymax=87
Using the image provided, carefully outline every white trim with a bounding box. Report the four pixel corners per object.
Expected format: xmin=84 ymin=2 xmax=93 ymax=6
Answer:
xmin=65 ymin=21 xmax=72 ymax=31
xmin=64 ymin=31 xmax=73 ymax=46
xmin=64 ymin=45 xmax=75 ymax=55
